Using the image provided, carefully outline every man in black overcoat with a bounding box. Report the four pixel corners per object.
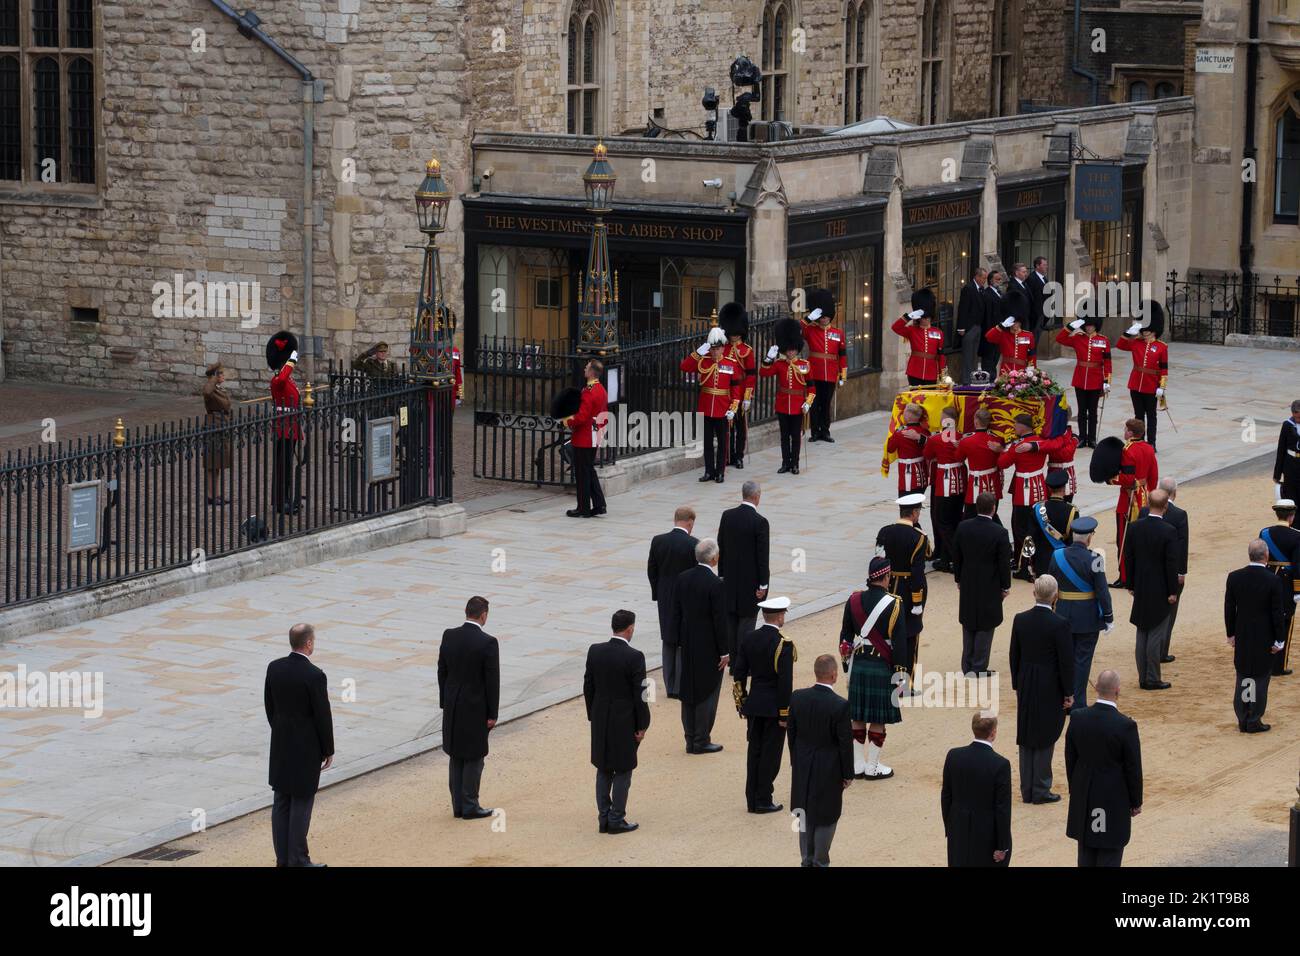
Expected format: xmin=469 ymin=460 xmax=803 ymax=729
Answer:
xmin=952 ymin=491 xmax=1012 ymax=675
xmin=1225 ymin=539 xmax=1288 ymax=732
xmin=787 ymin=655 xmax=854 ymax=867
xmin=1009 ymin=576 xmax=1075 ymax=804
xmin=956 ymin=267 xmax=991 ymax=384
xmin=265 ymin=622 xmax=335 ymax=867
xmin=437 ymin=595 xmax=501 ymax=820
xmin=584 ymin=609 xmax=652 ymax=834
xmin=1122 ymin=487 xmax=1180 ymax=689
xmin=1139 ymin=476 xmax=1189 ymax=663
xmin=673 ymin=537 xmax=731 ymax=754
xmin=980 ymin=269 xmax=1007 ymax=374
xmin=1065 ymin=669 xmax=1143 ymax=866
xmin=940 ymin=713 xmax=1012 ymax=866
xmin=647 ymin=505 xmax=699 ymax=699
xmin=732 ymin=596 xmax=796 ymax=813
xmin=717 ymin=481 xmax=770 ymax=663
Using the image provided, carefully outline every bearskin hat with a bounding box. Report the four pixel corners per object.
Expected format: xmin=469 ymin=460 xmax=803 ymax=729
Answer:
xmin=807 ymin=287 xmax=836 ymax=322
xmin=265 ymin=330 xmax=299 ymax=371
xmin=718 ymin=301 xmax=749 ymax=339
xmin=1138 ymin=300 xmax=1165 ymax=340
xmin=910 ymin=288 xmax=938 ymax=320
xmin=550 ymin=386 xmax=584 ymax=420
xmin=1089 ymin=436 xmax=1126 ymax=485
xmin=775 ymin=317 xmax=805 ymax=354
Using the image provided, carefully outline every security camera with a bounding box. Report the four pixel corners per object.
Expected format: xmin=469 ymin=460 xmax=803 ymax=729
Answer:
xmin=702 ymin=178 xmax=722 ymax=188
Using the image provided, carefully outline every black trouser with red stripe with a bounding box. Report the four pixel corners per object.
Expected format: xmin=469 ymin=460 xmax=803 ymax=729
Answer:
xmin=703 ymin=417 xmax=728 ymax=477
xmin=1075 ymin=387 xmax=1102 ymax=444
xmin=810 ymin=380 xmax=835 ymax=438
xmin=1131 ymin=390 xmax=1158 ymax=449
xmin=778 ymin=413 xmax=803 ymax=468
xmin=729 ymin=408 xmax=748 ymax=465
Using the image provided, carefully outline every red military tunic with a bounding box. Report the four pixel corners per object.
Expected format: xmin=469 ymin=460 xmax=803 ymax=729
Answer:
xmin=802 ymin=321 xmax=847 ymax=384
xmin=997 ymin=433 xmax=1064 ymax=506
xmin=568 ymin=379 xmax=608 ymax=449
xmin=923 ymin=429 xmax=966 ymax=499
xmin=958 ymin=429 xmax=1006 ymax=504
xmin=759 ymin=356 xmax=816 ymax=415
xmin=886 ymin=421 xmax=931 ymax=492
xmin=1054 ymin=329 xmax=1112 ymax=390
xmin=1047 ymin=428 xmax=1080 ymax=497
xmin=984 ymin=326 xmax=1037 ymax=376
xmin=680 ymin=353 xmax=742 ymax=418
xmin=452 ymin=347 xmax=464 ymax=408
xmin=724 ymin=341 xmax=757 ymax=403
xmin=1112 ymin=438 xmax=1159 ymax=520
xmin=1116 ymin=336 xmax=1168 ymax=394
xmin=891 ymin=317 xmax=946 ymax=382
xmin=270 ymin=362 xmax=301 ymax=441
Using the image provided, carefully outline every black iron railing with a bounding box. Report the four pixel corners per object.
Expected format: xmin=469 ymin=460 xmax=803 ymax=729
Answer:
xmin=0 ymin=366 xmax=453 ymax=608
xmin=1166 ymin=270 xmax=1300 ymax=343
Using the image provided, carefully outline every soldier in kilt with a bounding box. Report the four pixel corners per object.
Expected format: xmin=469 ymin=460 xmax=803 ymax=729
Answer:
xmin=838 ymin=557 xmax=911 ymax=781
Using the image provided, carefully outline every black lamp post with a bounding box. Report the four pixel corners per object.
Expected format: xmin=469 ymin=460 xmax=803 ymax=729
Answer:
xmin=577 ymin=141 xmax=619 ymax=355
xmin=409 ymin=153 xmax=454 ymax=384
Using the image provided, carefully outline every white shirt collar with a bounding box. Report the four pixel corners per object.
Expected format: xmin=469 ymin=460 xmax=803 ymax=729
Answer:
xmin=815 ymin=681 xmax=836 ymax=690
xmin=1094 ymin=698 xmax=1118 ymax=708
xmin=291 ymin=650 xmax=310 ymax=660
xmin=464 ymin=619 xmax=483 ymax=630
xmin=610 ymin=634 xmax=631 ymax=645
xmin=972 ymin=739 xmax=993 ymax=748
xmin=742 ymin=501 xmax=758 ymax=511
xmin=698 ymin=562 xmax=718 ymax=575
xmin=1249 ymin=561 xmax=1268 ymax=568
xmin=1148 ymin=512 xmax=1164 ymax=519
xmin=1034 ymin=603 xmax=1054 ymax=610
xmin=670 ymin=525 xmax=690 ymax=534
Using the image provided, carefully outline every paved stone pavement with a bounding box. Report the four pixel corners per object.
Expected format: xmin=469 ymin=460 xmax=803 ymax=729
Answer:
xmin=0 ymin=342 xmax=1293 ymax=866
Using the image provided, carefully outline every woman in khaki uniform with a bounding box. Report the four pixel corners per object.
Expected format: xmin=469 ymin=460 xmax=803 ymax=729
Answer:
xmin=203 ymin=362 xmax=233 ymax=505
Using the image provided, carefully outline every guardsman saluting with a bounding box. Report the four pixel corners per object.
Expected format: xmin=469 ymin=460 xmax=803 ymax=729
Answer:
xmin=1260 ymin=498 xmax=1300 ymax=676
xmin=801 ymin=288 xmax=847 ymax=442
xmin=760 ymin=318 xmax=816 ymax=474
xmin=892 ymin=289 xmax=946 ymax=386
xmin=719 ymin=303 xmax=757 ymax=470
xmin=875 ymin=493 xmax=932 ymax=690
xmin=1116 ymin=301 xmax=1169 ymax=453
xmin=732 ymin=596 xmax=797 ymax=813
xmin=985 ymin=313 xmax=1037 ymax=376
xmin=1055 ymin=318 xmax=1111 ymax=447
xmin=681 ymin=326 xmax=743 ymax=483
xmin=266 ymin=330 xmax=303 ymax=516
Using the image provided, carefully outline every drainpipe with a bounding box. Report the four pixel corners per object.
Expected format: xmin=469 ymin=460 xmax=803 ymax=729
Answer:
xmin=207 ymin=1 xmax=320 ymax=379
xmin=1072 ymin=0 xmax=1101 ymax=106
xmin=1240 ymin=0 xmax=1260 ymax=328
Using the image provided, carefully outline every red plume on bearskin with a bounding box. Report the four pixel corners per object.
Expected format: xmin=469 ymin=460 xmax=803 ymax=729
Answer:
xmin=265 ymin=330 xmax=299 ymax=371
xmin=718 ymin=301 xmax=749 ymax=339
xmin=807 ymin=287 xmax=836 ymax=321
xmin=1089 ymin=436 xmax=1126 ymax=484
xmin=550 ymin=387 xmax=584 ymax=420
xmin=775 ymin=317 xmax=805 ymax=354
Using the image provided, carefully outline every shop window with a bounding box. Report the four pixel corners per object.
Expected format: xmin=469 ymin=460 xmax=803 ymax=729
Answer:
xmin=787 ymin=247 xmax=878 ymax=372
xmin=903 ymin=228 xmax=970 ymax=346
xmin=477 ymin=245 xmax=572 ymax=344
xmin=0 ymin=0 xmax=97 ymax=187
xmin=1005 ymin=214 xmax=1057 ymax=277
xmin=761 ymin=1 xmax=792 ymax=123
xmin=566 ymin=2 xmax=605 ymax=135
xmin=920 ymin=0 xmax=949 ymax=125
xmin=843 ymin=0 xmax=876 ymax=125
xmin=1274 ymin=96 xmax=1300 ymax=224
xmin=990 ymin=0 xmax=1018 ymax=118
xmin=1081 ymin=200 xmax=1138 ymax=285
xmin=660 ymin=256 xmax=735 ymax=331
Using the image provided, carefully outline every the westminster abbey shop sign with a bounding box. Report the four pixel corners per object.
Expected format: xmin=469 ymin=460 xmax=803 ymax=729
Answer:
xmin=787 ymin=200 xmax=885 ymax=257
xmin=1074 ymin=164 xmax=1123 ymax=222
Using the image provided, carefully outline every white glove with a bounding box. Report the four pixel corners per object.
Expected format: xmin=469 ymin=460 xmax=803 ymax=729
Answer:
xmin=288 ymin=349 xmax=299 ymax=362
xmin=1103 ymin=382 xmax=1111 ymax=393
xmin=801 ymin=403 xmax=811 ymax=414
xmin=911 ymin=605 xmax=924 ymax=616
xmin=1294 ymin=595 xmax=1299 ymax=605
xmin=1156 ymin=387 xmax=1164 ymax=398
xmin=1126 ymin=323 xmax=1142 ymax=336
xmin=766 ymin=345 xmax=779 ymax=361
xmin=908 ymin=309 xmax=925 ymax=321
xmin=807 ymin=308 xmax=823 ymax=322
xmin=837 ymin=378 xmax=845 ymax=387
xmin=742 ymin=400 xmax=751 ymax=412
xmin=1001 ymin=317 xmax=1015 ymax=328
xmin=1103 ymin=622 xmax=1114 ymax=634
xmin=1276 ymin=483 xmax=1284 ymax=499
xmin=455 ymin=398 xmax=462 ymax=408
xmin=725 ymin=410 xmax=736 ymax=422
xmin=697 ymin=342 xmax=710 ymax=356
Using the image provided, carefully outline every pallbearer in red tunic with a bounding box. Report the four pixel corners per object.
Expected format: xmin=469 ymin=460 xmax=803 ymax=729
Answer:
xmin=801 ymin=288 xmax=847 ymax=442
xmin=886 ymin=402 xmax=931 ymax=493
xmin=1107 ymin=417 xmax=1159 ymax=587
xmin=892 ymin=288 xmax=946 ymax=386
xmin=761 ymin=318 xmax=816 ymax=475
xmin=985 ymin=314 xmax=1037 ymax=376
xmin=719 ymin=303 xmax=757 ymax=469
xmin=266 ymin=330 xmax=303 ymax=516
xmin=681 ymin=326 xmax=743 ymax=483
xmin=957 ymin=406 xmax=1006 ymax=521
xmin=997 ymin=413 xmax=1064 ymax=579
xmin=1116 ymin=301 xmax=1169 ymax=452
xmin=923 ymin=405 xmax=966 ymax=572
xmin=1055 ymin=318 xmax=1111 ymax=447
xmin=1048 ymin=426 xmax=1080 ymax=502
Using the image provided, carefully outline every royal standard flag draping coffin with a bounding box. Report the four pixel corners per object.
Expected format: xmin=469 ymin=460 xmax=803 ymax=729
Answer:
xmin=880 ymin=386 xmax=1070 ymax=477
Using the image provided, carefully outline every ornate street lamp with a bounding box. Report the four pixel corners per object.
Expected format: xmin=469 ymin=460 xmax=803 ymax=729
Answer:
xmin=409 ymin=153 xmax=455 ymax=384
xmin=577 ymin=141 xmax=619 ymax=355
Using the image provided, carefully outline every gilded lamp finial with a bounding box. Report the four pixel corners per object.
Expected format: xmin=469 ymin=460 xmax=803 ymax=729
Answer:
xmin=593 ymin=140 xmax=608 ymax=160
xmin=113 ymin=418 xmax=126 ymax=448
xmin=303 ymin=382 xmax=316 ymax=408
xmin=710 ymin=307 xmax=719 ymax=327
xmin=426 ymin=154 xmax=441 ymax=176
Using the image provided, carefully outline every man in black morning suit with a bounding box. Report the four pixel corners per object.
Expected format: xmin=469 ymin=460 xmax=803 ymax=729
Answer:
xmin=732 ymin=596 xmax=796 ymax=814
xmin=941 ymin=714 xmax=1012 ymax=867
xmin=673 ymin=537 xmax=731 ymax=754
xmin=437 ymin=595 xmax=501 ymax=819
xmin=265 ymin=622 xmax=335 ymax=867
xmin=1122 ymin=487 xmax=1180 ymax=690
xmin=980 ymin=269 xmax=1007 ymax=374
xmin=1225 ymin=540 xmax=1288 ymax=732
xmin=647 ymin=505 xmax=699 ymax=699
xmin=584 ymin=609 xmax=652 ymax=834
xmin=1065 ymin=669 xmax=1143 ymax=867
xmin=787 ymin=654 xmax=854 ymax=867
xmin=717 ymin=481 xmax=770 ymax=664
xmin=1009 ymin=576 xmax=1075 ymax=804
xmin=1139 ymin=477 xmax=1188 ymax=663
xmin=951 ymin=491 xmax=1012 ymax=675
xmin=956 ymin=267 xmax=990 ymax=384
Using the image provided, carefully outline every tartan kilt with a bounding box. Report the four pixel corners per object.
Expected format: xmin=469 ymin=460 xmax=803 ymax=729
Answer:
xmin=848 ymin=655 xmax=902 ymax=724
